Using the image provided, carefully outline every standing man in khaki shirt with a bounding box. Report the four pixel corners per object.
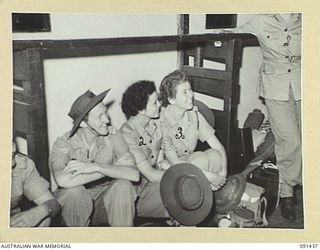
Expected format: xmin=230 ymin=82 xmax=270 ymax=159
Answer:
xmin=50 ymin=89 xmax=139 ymax=227
xmin=234 ymin=13 xmax=302 ymax=220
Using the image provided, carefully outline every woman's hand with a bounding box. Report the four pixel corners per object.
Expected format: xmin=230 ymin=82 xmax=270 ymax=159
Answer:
xmin=157 ymin=160 xmax=171 ymax=171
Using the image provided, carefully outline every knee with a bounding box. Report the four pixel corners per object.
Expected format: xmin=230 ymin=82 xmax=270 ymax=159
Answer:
xmin=205 ymin=148 xmax=222 ymax=163
xmin=64 ymin=186 xmax=91 ymax=201
xmin=190 ymin=151 xmax=205 ymax=159
xmin=107 ymin=180 xmax=135 ymax=197
xmin=205 ymin=148 xmax=222 ymax=159
xmin=205 ymin=149 xmax=223 ymax=173
xmin=186 ymin=151 xmax=209 ymax=171
xmin=112 ymin=179 xmax=134 ymax=189
xmin=187 ymin=151 xmax=208 ymax=164
xmin=60 ymin=186 xmax=93 ymax=210
xmin=102 ymin=180 xmax=136 ymax=210
xmin=281 ymin=132 xmax=301 ymax=155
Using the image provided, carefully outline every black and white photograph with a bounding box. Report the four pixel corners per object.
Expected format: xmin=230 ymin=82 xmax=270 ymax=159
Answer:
xmin=10 ymin=12 xmax=304 ymax=230
xmin=2 ymin=0 xmax=319 ymax=243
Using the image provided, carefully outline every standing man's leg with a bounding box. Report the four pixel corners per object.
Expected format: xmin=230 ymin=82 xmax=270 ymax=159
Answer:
xmin=265 ymin=92 xmax=302 ymax=219
xmin=296 ymin=99 xmax=301 ymax=131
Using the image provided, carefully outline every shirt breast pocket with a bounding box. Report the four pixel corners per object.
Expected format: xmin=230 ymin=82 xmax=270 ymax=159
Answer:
xmin=139 ymin=140 xmax=152 ymax=156
xmin=260 ymin=31 xmax=285 ymax=53
xmin=152 ymin=139 xmax=161 ymax=152
xmin=72 ymin=147 xmax=87 ymax=161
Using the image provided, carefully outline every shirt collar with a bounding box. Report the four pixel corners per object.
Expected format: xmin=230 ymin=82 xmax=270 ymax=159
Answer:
xmin=131 ymin=116 xmax=158 ymax=136
xmin=162 ymin=104 xmax=198 ymax=127
xmin=76 ymin=128 xmax=106 ymax=151
xmin=148 ymin=119 xmax=159 ymax=135
xmin=274 ymin=13 xmax=301 ymax=23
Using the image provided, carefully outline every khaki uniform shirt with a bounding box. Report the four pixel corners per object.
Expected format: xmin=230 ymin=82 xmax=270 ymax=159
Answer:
xmin=50 ymin=126 xmax=134 ymax=176
xmin=236 ymin=14 xmax=301 ymax=101
xmin=11 ymin=154 xmax=49 ymax=214
xmin=120 ymin=117 xmax=163 ymax=167
xmin=160 ymin=105 xmax=215 ymax=157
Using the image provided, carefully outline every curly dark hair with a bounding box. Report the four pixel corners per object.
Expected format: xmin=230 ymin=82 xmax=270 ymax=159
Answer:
xmin=159 ymin=69 xmax=191 ymax=107
xmin=121 ymin=80 xmax=156 ymax=119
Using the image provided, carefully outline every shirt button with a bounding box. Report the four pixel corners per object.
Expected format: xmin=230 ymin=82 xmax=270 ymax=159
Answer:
xmin=285 ymin=56 xmax=289 ymax=59
xmin=267 ymin=35 xmax=270 ymax=38
xmin=149 ymin=140 xmax=152 ymax=143
xmin=288 ymin=69 xmax=291 ymax=73
xmin=283 ymin=43 xmax=288 ymax=46
xmin=284 ymin=28 xmax=288 ymax=32
xmin=184 ymin=150 xmax=188 ymax=153
xmin=151 ymin=155 xmax=154 ymax=159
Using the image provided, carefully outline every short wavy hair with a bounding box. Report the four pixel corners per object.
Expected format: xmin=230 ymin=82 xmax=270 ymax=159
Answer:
xmin=159 ymin=69 xmax=191 ymax=107
xmin=121 ymin=80 xmax=156 ymax=119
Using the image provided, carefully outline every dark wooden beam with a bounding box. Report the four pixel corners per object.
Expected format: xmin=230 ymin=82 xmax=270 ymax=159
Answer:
xmin=13 ymin=33 xmax=257 ymax=53
xmin=178 ymin=14 xmax=190 ymax=66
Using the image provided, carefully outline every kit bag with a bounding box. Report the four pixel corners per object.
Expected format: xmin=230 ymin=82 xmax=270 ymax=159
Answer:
xmin=229 ymin=182 xmax=269 ymax=228
xmin=247 ymin=161 xmax=279 ymax=216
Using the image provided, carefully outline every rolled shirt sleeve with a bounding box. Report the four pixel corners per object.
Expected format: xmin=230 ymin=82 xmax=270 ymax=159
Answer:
xmin=110 ymin=131 xmax=135 ymax=166
xmin=21 ymin=157 xmax=50 ymax=202
xmin=120 ymin=124 xmax=149 ymax=165
xmin=234 ymin=15 xmax=260 ymax=35
xmin=50 ymin=135 xmax=72 ymax=170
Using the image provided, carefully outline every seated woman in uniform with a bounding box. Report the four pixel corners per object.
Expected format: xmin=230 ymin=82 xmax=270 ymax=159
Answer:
xmin=11 ymin=138 xmax=61 ymax=227
xmin=159 ymin=69 xmax=227 ymax=191
xmin=120 ymin=80 xmax=170 ymax=219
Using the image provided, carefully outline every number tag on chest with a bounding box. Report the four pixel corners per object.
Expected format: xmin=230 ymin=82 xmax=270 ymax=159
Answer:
xmin=175 ymin=127 xmax=185 ymax=139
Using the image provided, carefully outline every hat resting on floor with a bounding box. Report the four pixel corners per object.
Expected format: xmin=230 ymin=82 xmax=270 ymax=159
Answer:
xmin=160 ymin=163 xmax=213 ymax=226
